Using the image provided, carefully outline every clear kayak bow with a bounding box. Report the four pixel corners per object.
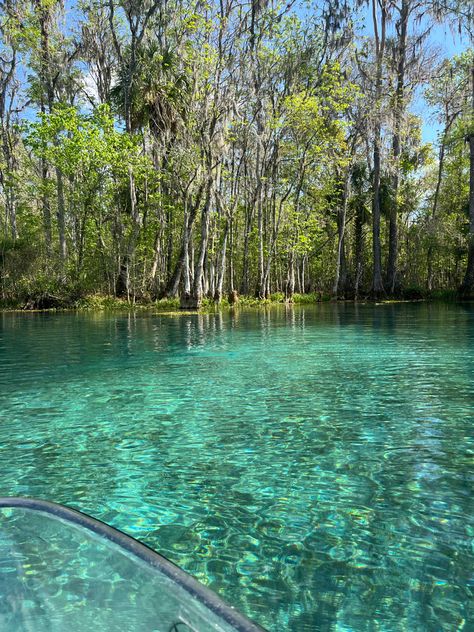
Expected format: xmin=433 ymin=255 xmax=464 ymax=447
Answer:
xmin=0 ymin=498 xmax=265 ymax=632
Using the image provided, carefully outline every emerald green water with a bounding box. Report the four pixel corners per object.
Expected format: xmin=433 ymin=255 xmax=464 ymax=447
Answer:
xmin=0 ymin=303 xmax=473 ymax=631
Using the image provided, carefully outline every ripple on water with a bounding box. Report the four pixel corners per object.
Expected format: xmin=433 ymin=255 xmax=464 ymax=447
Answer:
xmin=0 ymin=303 xmax=473 ymax=631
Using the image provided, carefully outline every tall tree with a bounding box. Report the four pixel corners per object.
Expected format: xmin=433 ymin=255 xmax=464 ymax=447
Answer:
xmin=369 ymin=0 xmax=388 ymax=297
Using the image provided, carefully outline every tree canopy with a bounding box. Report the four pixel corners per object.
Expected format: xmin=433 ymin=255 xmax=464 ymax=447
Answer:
xmin=0 ymin=0 xmax=473 ymax=307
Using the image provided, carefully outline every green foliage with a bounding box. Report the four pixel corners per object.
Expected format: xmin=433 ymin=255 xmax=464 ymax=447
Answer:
xmin=269 ymin=292 xmax=285 ymax=302
xmin=75 ymin=295 xmax=180 ymax=311
xmin=25 ymin=104 xmax=150 ymax=180
xmin=0 ymin=0 xmax=473 ymax=309
xmin=293 ymin=292 xmax=329 ymax=303
xmin=111 ymin=43 xmax=192 ymax=133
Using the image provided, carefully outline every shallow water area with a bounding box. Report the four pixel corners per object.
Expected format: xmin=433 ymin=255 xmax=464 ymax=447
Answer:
xmin=0 ymin=303 xmax=473 ymax=631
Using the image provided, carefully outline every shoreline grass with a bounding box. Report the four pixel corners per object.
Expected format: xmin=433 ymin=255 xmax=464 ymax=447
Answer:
xmin=0 ymin=288 xmax=468 ymax=314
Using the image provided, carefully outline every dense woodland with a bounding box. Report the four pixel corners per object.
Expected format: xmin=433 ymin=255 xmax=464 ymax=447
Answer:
xmin=0 ymin=0 xmax=473 ymax=308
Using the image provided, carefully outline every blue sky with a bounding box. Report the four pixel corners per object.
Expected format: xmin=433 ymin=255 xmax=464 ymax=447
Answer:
xmin=358 ymin=4 xmax=470 ymax=145
xmin=414 ymin=23 xmax=468 ymax=144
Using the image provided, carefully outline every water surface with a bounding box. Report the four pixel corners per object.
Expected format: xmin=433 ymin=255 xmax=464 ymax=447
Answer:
xmin=0 ymin=303 xmax=473 ymax=630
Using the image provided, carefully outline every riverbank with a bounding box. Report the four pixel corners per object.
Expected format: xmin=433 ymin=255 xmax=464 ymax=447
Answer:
xmin=0 ymin=292 xmax=324 ymax=313
xmin=0 ymin=288 xmax=463 ymax=313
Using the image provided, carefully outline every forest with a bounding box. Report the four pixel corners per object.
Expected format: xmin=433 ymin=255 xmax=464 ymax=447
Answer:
xmin=0 ymin=0 xmax=473 ymax=309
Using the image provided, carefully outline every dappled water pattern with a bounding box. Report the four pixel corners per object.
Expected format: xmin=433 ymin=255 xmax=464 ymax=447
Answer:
xmin=0 ymin=304 xmax=473 ymax=631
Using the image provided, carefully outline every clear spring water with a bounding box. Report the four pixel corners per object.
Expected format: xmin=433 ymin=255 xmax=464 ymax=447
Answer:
xmin=0 ymin=303 xmax=473 ymax=631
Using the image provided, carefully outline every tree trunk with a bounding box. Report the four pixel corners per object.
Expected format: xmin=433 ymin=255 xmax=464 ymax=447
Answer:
xmin=333 ymin=169 xmax=350 ymax=298
xmin=56 ymin=167 xmax=67 ymax=264
xmin=165 ymin=180 xmax=205 ymax=298
xmin=229 ymin=213 xmax=235 ymax=292
xmin=285 ymin=250 xmax=295 ymax=302
xmin=370 ymin=0 xmax=386 ymax=298
xmin=372 ymin=130 xmax=384 ymax=296
xmin=427 ymin=124 xmax=450 ymax=291
xmin=187 ymin=186 xmax=211 ymax=309
xmin=354 ymin=204 xmax=364 ymax=299
xmin=460 ymin=127 xmax=474 ymax=297
xmin=386 ymin=0 xmax=408 ymax=295
xmin=41 ymin=156 xmax=52 ymax=253
xmin=149 ymin=228 xmax=162 ymax=297
xmin=240 ymin=205 xmax=252 ymax=295
xmin=215 ymin=219 xmax=229 ymax=302
xmin=257 ymin=183 xmax=265 ymax=298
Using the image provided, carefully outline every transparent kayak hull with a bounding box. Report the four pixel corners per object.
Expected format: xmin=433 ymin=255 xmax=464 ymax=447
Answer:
xmin=0 ymin=498 xmax=264 ymax=632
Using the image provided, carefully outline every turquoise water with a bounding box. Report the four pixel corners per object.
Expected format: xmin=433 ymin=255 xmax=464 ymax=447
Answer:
xmin=0 ymin=303 xmax=473 ymax=631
